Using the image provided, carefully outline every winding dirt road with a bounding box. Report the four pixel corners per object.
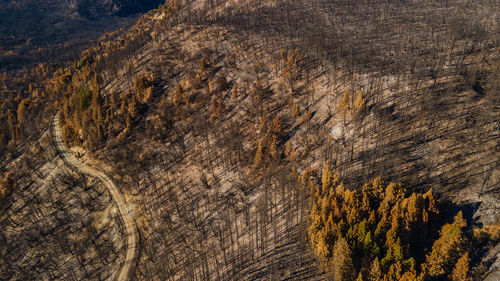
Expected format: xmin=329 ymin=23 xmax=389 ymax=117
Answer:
xmin=52 ymin=114 xmax=138 ymax=281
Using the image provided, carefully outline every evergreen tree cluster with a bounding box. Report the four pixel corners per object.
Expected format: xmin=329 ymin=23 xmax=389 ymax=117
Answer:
xmin=57 ymin=58 xmax=160 ymax=150
xmin=303 ymin=163 xmax=472 ymax=281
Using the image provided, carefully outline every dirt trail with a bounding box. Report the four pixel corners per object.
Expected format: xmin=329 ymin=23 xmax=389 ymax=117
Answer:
xmin=52 ymin=114 xmax=138 ymax=281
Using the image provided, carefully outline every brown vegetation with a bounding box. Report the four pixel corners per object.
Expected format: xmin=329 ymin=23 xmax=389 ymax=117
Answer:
xmin=1 ymin=0 xmax=499 ymax=280
xmin=306 ymin=163 xmax=499 ymax=280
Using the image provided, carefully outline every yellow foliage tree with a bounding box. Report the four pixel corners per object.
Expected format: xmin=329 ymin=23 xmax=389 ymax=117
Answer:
xmin=269 ymin=135 xmax=278 ymax=160
xmin=353 ymin=92 xmax=366 ymax=116
xmin=368 ymin=258 xmax=382 ymax=281
xmin=451 ymin=252 xmax=470 ymax=281
xmin=172 ymin=83 xmax=183 ymax=106
xmin=333 ymin=237 xmax=354 ymax=281
xmin=321 ymin=161 xmax=332 ymax=194
xmin=338 ymin=91 xmax=350 ymax=116
xmin=291 ymin=103 xmax=299 ymax=119
xmin=253 ymin=138 xmax=265 ymax=168
xmin=0 ymin=172 xmax=13 ymax=199
xmin=17 ymin=99 xmax=30 ymax=125
xmin=272 ymin=115 xmax=282 ymax=135
xmin=232 ymin=84 xmax=238 ymax=99
xmin=422 ymin=211 xmax=467 ymax=278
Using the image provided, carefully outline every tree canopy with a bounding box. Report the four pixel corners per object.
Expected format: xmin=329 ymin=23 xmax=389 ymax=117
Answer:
xmin=304 ymin=163 xmax=472 ymax=281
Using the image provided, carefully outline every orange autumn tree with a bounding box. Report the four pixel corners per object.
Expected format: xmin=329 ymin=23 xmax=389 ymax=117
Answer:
xmin=304 ymin=162 xmax=471 ymax=281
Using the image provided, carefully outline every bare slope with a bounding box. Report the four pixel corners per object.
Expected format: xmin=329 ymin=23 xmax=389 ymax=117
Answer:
xmin=2 ymin=0 xmax=499 ymax=280
xmin=53 ymin=0 xmax=500 ymax=279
